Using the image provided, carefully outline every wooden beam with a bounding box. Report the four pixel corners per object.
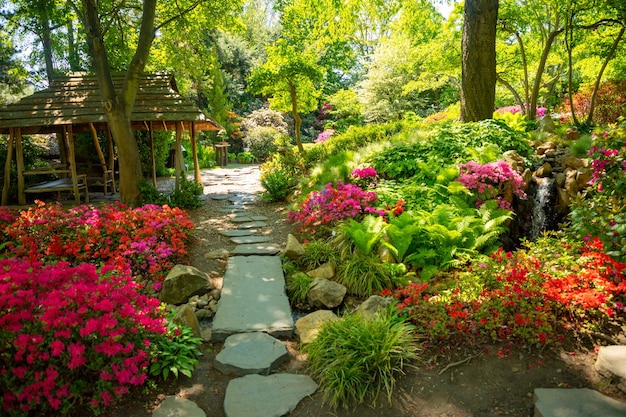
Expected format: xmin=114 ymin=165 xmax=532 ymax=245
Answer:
xmin=191 ymin=121 xmax=202 ymax=185
xmin=149 ymin=122 xmax=157 ymax=187
xmin=15 ymin=128 xmax=25 ymax=205
xmin=66 ymin=125 xmax=81 ymax=205
xmin=174 ymin=122 xmax=183 ymax=191
xmin=2 ymin=129 xmax=14 ymax=205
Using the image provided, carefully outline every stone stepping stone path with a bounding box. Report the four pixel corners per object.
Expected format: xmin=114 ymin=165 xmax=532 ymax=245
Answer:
xmin=167 ymin=166 xmax=316 ymax=417
xmin=211 ymin=256 xmax=293 ymax=341
xmin=230 ymin=235 xmax=273 ymax=244
xmin=224 ymin=374 xmax=318 ymax=417
xmin=533 ymin=388 xmax=626 ymax=417
xmin=215 ymin=333 xmax=289 ymax=376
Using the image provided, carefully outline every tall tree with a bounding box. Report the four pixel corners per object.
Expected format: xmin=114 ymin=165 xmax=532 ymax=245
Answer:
xmin=460 ymin=0 xmax=499 ymax=122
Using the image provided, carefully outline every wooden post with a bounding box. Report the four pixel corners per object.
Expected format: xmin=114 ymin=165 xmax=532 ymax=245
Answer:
xmin=174 ymin=122 xmax=184 ymax=191
xmin=15 ymin=128 xmax=25 ymax=205
xmin=106 ymin=128 xmax=116 ymax=193
xmin=149 ymin=122 xmax=157 ymax=187
xmin=1 ymin=129 xmax=15 ymax=205
xmin=67 ymin=125 xmax=81 ymax=205
xmin=89 ymin=123 xmax=111 ymax=195
xmin=190 ymin=122 xmax=202 ymax=185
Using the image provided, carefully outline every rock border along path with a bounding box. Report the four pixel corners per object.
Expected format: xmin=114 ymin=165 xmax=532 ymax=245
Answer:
xmin=198 ymin=166 xmax=316 ymax=417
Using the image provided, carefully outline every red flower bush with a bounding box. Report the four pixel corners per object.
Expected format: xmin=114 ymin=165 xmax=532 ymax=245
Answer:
xmin=0 ymin=201 xmax=194 ymax=287
xmin=0 ymin=260 xmax=167 ymax=415
xmin=385 ymin=237 xmax=626 ymax=346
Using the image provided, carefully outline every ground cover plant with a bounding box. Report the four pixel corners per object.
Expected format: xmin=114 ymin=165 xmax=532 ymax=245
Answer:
xmin=0 ymin=201 xmax=198 ymax=415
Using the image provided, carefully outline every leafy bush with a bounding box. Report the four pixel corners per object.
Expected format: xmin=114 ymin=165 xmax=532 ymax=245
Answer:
xmin=285 ymin=272 xmax=314 ymax=307
xmin=136 ymin=130 xmax=173 ymax=177
xmin=385 ymin=234 xmax=626 ymax=346
xmin=304 ymin=311 xmax=420 ymax=409
xmin=149 ymin=312 xmax=203 ymax=380
xmin=243 ymin=107 xmax=289 ymax=134
xmin=196 ymin=145 xmax=216 ymax=169
xmin=243 ymin=126 xmax=284 ymax=161
xmin=324 ymin=89 xmax=364 ymax=133
xmin=298 ymin=239 xmax=339 ymax=270
xmin=0 ymin=260 xmax=167 ymax=415
xmin=569 ymin=123 xmax=626 ymax=261
xmin=557 ymin=80 xmax=626 ymax=125
xmin=0 ymin=201 xmax=193 ymax=286
xmin=260 ymin=147 xmax=306 ymax=201
xmin=140 ymin=177 xmax=203 ymax=210
xmin=287 ymin=182 xmax=385 ymax=237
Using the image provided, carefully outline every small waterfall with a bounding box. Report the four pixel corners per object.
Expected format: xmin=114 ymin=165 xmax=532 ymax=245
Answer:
xmin=529 ymin=177 xmax=555 ymax=240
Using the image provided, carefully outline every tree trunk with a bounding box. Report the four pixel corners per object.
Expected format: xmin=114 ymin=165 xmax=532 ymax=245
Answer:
xmin=39 ymin=0 xmax=55 ymax=83
xmin=528 ymin=29 xmax=562 ymax=120
xmin=80 ymin=0 xmax=156 ymax=206
xmin=586 ymin=25 xmax=625 ymax=125
xmin=288 ymin=80 xmax=304 ymax=154
xmin=460 ymin=0 xmax=499 ymax=122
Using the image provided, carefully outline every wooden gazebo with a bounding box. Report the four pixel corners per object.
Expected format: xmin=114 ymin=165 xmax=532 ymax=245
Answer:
xmin=0 ymin=72 xmax=221 ymax=205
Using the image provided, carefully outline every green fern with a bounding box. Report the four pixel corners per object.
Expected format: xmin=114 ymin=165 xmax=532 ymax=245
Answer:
xmin=340 ymin=215 xmax=388 ymax=256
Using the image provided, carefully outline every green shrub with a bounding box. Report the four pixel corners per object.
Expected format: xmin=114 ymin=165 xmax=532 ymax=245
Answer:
xmin=319 ymin=122 xmax=405 ymax=160
xmin=304 ymin=311 xmax=420 ymax=409
xmin=335 ymin=253 xmax=397 ymax=297
xmin=136 ymin=130 xmax=173 ymax=177
xmin=243 ymin=126 xmax=284 ymax=161
xmin=260 ymin=168 xmax=291 ymax=201
xmin=196 ymin=144 xmax=217 ymax=169
xmin=299 ymin=239 xmax=340 ymax=270
xmin=139 ymin=176 xmax=203 ymax=209
xmin=285 ymin=272 xmax=313 ymax=307
xmin=149 ymin=311 xmax=203 ymax=380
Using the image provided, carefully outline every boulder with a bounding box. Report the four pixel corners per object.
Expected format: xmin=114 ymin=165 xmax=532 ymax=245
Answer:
xmin=576 ymin=167 xmax=593 ymax=189
xmin=153 ymin=396 xmax=206 ymax=417
xmin=535 ymin=163 xmax=552 ymax=178
xmin=536 ymin=141 xmax=556 ymax=156
xmin=503 ymin=150 xmax=525 ymax=173
xmin=205 ymin=248 xmax=230 ymax=259
xmin=566 ymin=126 xmax=580 ymax=140
xmin=355 ymin=295 xmax=393 ymax=320
xmin=595 ymin=345 xmax=626 ymax=393
xmin=307 ymin=278 xmax=346 ymax=309
xmin=172 ymin=304 xmax=202 ymax=338
xmin=160 ymin=265 xmax=211 ymax=305
xmin=284 ymin=234 xmax=305 ymax=259
xmin=295 ymin=310 xmax=339 ymax=344
xmin=306 ymin=263 xmax=335 ymax=280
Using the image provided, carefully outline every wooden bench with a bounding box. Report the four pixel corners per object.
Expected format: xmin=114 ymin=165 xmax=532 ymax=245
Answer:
xmin=24 ymin=168 xmax=89 ymax=203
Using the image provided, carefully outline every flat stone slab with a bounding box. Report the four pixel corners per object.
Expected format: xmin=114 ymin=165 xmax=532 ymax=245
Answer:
xmin=230 ymin=216 xmax=255 ymax=223
xmin=152 ymin=396 xmax=206 ymax=417
xmin=220 ymin=230 xmax=257 ymax=237
xmin=224 ymin=204 xmax=248 ymax=209
xmin=238 ymin=221 xmax=268 ymax=229
xmin=224 ymin=374 xmax=318 ymax=417
xmin=534 ymin=388 xmax=626 ymax=417
xmin=215 ymin=333 xmax=289 ymax=376
xmin=209 ymin=193 xmax=231 ymax=200
xmin=212 ymin=256 xmax=293 ymax=342
xmin=218 ymin=208 xmax=246 ymax=213
xmin=232 ymin=244 xmax=281 ymax=256
xmin=230 ymin=235 xmax=273 ymax=245
xmin=595 ymin=345 xmax=626 ymax=379
xmin=249 ymin=215 xmax=269 ymax=221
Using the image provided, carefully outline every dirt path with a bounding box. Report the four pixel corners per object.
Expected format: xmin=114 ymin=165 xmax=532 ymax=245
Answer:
xmin=112 ymin=166 xmax=625 ymax=417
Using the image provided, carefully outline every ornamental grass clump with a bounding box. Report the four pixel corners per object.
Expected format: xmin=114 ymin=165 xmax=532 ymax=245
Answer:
xmin=304 ymin=311 xmax=420 ymax=409
xmin=0 ymin=260 xmax=167 ymax=415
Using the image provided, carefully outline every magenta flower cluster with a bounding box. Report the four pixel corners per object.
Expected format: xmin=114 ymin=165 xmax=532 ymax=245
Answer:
xmin=287 ymin=181 xmax=385 ymax=234
xmin=351 ymin=167 xmax=377 ymax=179
xmin=314 ymin=129 xmax=335 ymax=144
xmin=588 ymin=134 xmax=626 ymax=193
xmin=0 ymin=260 xmax=166 ymax=414
xmin=457 ymin=160 xmax=527 ymax=209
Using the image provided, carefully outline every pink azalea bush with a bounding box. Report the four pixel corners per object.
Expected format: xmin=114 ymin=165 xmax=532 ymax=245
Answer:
xmin=495 ymin=105 xmax=547 ymax=118
xmin=0 ymin=260 xmax=167 ymax=415
xmin=351 ymin=167 xmax=378 ymax=189
xmin=456 ymin=160 xmax=527 ymax=210
xmin=314 ymin=129 xmax=335 ymax=144
xmin=287 ymin=181 xmax=385 ymax=235
xmin=0 ymin=201 xmax=194 ymax=288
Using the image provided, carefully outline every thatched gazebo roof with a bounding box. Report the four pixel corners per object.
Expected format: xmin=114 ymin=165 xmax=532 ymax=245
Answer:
xmin=0 ymin=72 xmax=221 ymax=134
xmin=0 ymin=73 xmax=221 ymax=205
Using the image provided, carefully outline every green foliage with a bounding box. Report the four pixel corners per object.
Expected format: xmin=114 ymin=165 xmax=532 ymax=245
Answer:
xmin=324 ymin=89 xmax=364 ymax=132
xmin=139 ymin=177 xmax=203 ymax=209
xmin=285 ymin=272 xmax=313 ymax=306
xmin=340 ymin=215 xmax=388 ymax=256
xmin=149 ymin=312 xmax=203 ymax=380
xmin=300 ymin=152 xmax=354 ymax=193
xmin=304 ymin=311 xmax=420 ymax=409
xmin=299 ymin=239 xmax=339 ymax=270
xmin=196 ymin=145 xmax=217 ymax=169
xmin=136 ymin=130 xmax=173 ymax=177
xmin=319 ymin=122 xmax=405 ymax=161
xmin=237 ymin=151 xmax=257 ymax=163
xmin=243 ymin=126 xmax=283 ymax=161
xmin=335 ymin=253 xmax=397 ymax=297
xmin=243 ymin=107 xmax=289 ymax=134
xmin=260 ymin=146 xmax=306 ymax=201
